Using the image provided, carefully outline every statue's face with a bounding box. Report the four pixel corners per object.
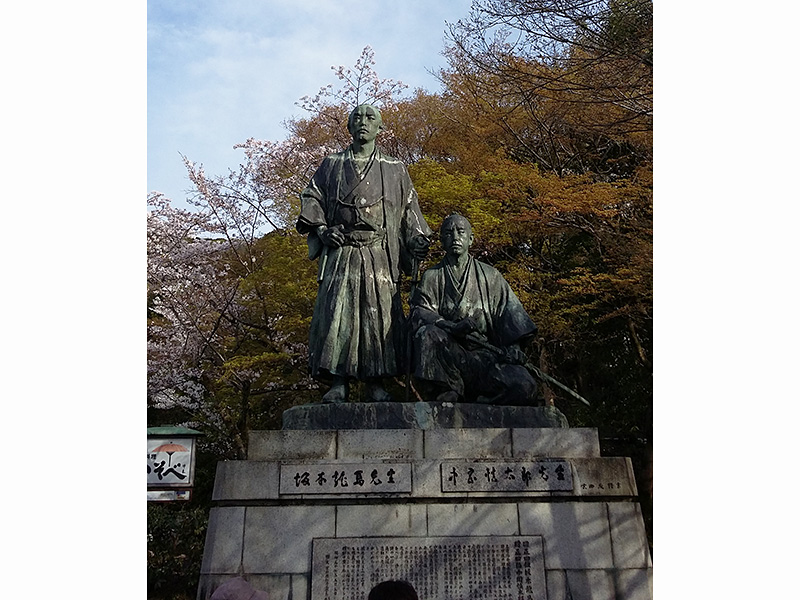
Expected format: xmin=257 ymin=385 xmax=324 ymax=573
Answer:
xmin=348 ymin=105 xmax=382 ymax=145
xmin=441 ymin=216 xmax=473 ymax=257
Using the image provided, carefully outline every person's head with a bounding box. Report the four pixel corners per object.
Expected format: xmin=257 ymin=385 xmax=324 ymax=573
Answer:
xmin=440 ymin=213 xmax=474 ymax=258
xmin=348 ymin=104 xmax=383 ymax=145
xmin=367 ymin=580 xmax=418 ymax=600
xmin=209 ymin=577 xmax=269 ymax=600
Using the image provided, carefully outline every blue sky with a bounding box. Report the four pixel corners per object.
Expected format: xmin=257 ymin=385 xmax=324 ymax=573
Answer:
xmin=148 ymin=0 xmax=474 ymax=206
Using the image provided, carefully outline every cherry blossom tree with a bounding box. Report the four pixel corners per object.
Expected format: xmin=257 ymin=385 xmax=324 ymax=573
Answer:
xmin=147 ymin=191 xmax=317 ymax=458
xmin=148 ymin=47 xmax=413 ymax=457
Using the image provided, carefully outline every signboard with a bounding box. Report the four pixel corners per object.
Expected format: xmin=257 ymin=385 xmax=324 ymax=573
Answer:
xmin=440 ymin=460 xmax=573 ymax=493
xmin=147 ymin=436 xmax=197 ymax=490
xmin=280 ymin=462 xmax=411 ymax=494
xmin=312 ymin=536 xmax=546 ymax=600
xmin=147 ymin=489 xmax=192 ymax=502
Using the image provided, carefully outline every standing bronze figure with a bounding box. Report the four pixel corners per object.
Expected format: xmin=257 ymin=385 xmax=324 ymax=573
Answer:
xmin=296 ymin=104 xmax=432 ymax=403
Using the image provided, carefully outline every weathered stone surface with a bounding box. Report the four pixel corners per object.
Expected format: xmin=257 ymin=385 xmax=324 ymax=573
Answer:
xmin=246 ymin=427 xmax=599 ymax=463
xmin=569 ymin=457 xmax=638 ymax=497
xmin=282 ymin=401 xmax=568 ymax=430
xmin=212 ymin=456 xmax=640 ymax=501
xmin=512 ymin=427 xmax=601 ymax=458
xmin=202 ymin=430 xmax=637 ymax=502
xmin=243 ymin=506 xmax=335 ymax=574
xmin=614 ymin=568 xmax=653 ymax=600
xmin=544 ymin=570 xmax=566 ymax=600
xmin=289 ymin=574 xmax=308 ymax=600
xmin=337 ymin=428 xmax=423 ymax=459
xmin=411 ymin=459 xmax=441 ymax=497
xmin=545 ymin=569 xmax=616 ymax=600
xmin=425 ymin=428 xmax=512 ymax=459
xmin=245 ymin=575 xmax=291 ymax=600
xmin=336 ymin=504 xmax=427 ymax=537
xmin=248 ymin=430 xmax=336 ymax=460
xmin=427 ymin=502 xmax=520 ymax=536
xmin=200 ymin=507 xmax=245 ymax=574
xmin=197 ymin=573 xmax=307 ymax=600
xmin=518 ymin=502 xmax=613 ymax=569
xmin=609 ymin=503 xmax=652 ymax=568
xmin=212 ymin=461 xmax=278 ymax=501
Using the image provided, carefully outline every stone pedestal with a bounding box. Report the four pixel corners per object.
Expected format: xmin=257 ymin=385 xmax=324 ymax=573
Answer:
xmin=198 ymin=406 xmax=652 ymax=600
xmin=282 ymin=401 xmax=569 ymax=430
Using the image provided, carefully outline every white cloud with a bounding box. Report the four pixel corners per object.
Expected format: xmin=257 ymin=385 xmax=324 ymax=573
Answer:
xmin=147 ymin=0 xmax=473 ymax=206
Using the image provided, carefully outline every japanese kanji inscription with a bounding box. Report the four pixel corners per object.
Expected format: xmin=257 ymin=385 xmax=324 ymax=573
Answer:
xmin=279 ymin=463 xmax=411 ymax=494
xmin=312 ymin=536 xmax=546 ymax=600
xmin=440 ymin=460 xmax=573 ymax=492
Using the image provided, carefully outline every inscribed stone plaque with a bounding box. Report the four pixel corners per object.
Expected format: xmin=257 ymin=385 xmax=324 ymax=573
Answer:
xmin=440 ymin=460 xmax=573 ymax=492
xmin=311 ymin=536 xmax=546 ymax=600
xmin=279 ymin=463 xmax=411 ymax=494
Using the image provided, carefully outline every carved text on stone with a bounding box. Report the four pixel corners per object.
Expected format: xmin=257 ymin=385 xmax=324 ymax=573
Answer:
xmin=440 ymin=460 xmax=573 ymax=492
xmin=312 ymin=536 xmax=546 ymax=600
xmin=279 ymin=462 xmax=411 ymax=494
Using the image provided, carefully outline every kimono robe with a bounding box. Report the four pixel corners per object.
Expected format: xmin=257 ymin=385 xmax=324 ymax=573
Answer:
xmin=296 ymin=146 xmax=432 ymax=380
xmin=410 ymin=255 xmax=539 ymax=403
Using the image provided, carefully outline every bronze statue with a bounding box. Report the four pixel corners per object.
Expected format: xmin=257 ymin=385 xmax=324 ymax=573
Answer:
xmin=409 ymin=214 xmax=540 ymax=405
xmin=296 ymin=104 xmax=432 ymax=403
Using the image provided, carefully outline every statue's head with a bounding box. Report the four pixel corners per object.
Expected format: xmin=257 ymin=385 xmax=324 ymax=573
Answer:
xmin=440 ymin=213 xmax=474 ymax=257
xmin=348 ymin=104 xmax=383 ymax=144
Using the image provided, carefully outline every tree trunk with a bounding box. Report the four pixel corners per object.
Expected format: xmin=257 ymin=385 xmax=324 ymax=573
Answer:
xmin=235 ymin=380 xmax=251 ymax=460
xmin=627 ymin=317 xmax=650 ymax=367
xmin=538 ymin=345 xmax=556 ymax=407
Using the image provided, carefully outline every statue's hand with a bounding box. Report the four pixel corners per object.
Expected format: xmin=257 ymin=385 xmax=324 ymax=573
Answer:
xmin=318 ymin=225 xmax=345 ymax=248
xmin=434 ymin=319 xmax=457 ymax=333
xmin=408 ymin=235 xmax=430 ymax=259
xmin=450 ymin=317 xmax=479 ymax=339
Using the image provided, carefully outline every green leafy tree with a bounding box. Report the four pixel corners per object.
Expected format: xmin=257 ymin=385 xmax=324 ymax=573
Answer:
xmin=442 ymin=0 xmax=652 ymax=178
xmin=147 ymin=503 xmax=209 ymax=600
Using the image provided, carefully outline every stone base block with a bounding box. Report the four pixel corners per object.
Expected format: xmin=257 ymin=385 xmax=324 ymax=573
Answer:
xmin=282 ymin=401 xmax=568 ymax=429
xmin=199 ymin=427 xmax=651 ymax=600
xmin=199 ymin=501 xmax=651 ymax=600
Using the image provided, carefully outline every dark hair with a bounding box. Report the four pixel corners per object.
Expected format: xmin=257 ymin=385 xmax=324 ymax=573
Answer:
xmin=367 ymin=580 xmax=418 ymax=600
xmin=440 ymin=212 xmax=472 ymax=234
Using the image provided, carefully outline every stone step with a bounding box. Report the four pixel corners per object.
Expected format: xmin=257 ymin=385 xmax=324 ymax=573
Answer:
xmin=249 ymin=427 xmax=601 ymax=461
xmin=282 ymin=401 xmax=570 ymax=430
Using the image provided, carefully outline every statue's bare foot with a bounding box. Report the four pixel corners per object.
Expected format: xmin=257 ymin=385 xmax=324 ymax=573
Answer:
xmin=365 ymin=382 xmax=392 ymax=402
xmin=436 ymin=390 xmax=461 ymax=403
xmin=323 ymin=378 xmax=348 ymax=403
